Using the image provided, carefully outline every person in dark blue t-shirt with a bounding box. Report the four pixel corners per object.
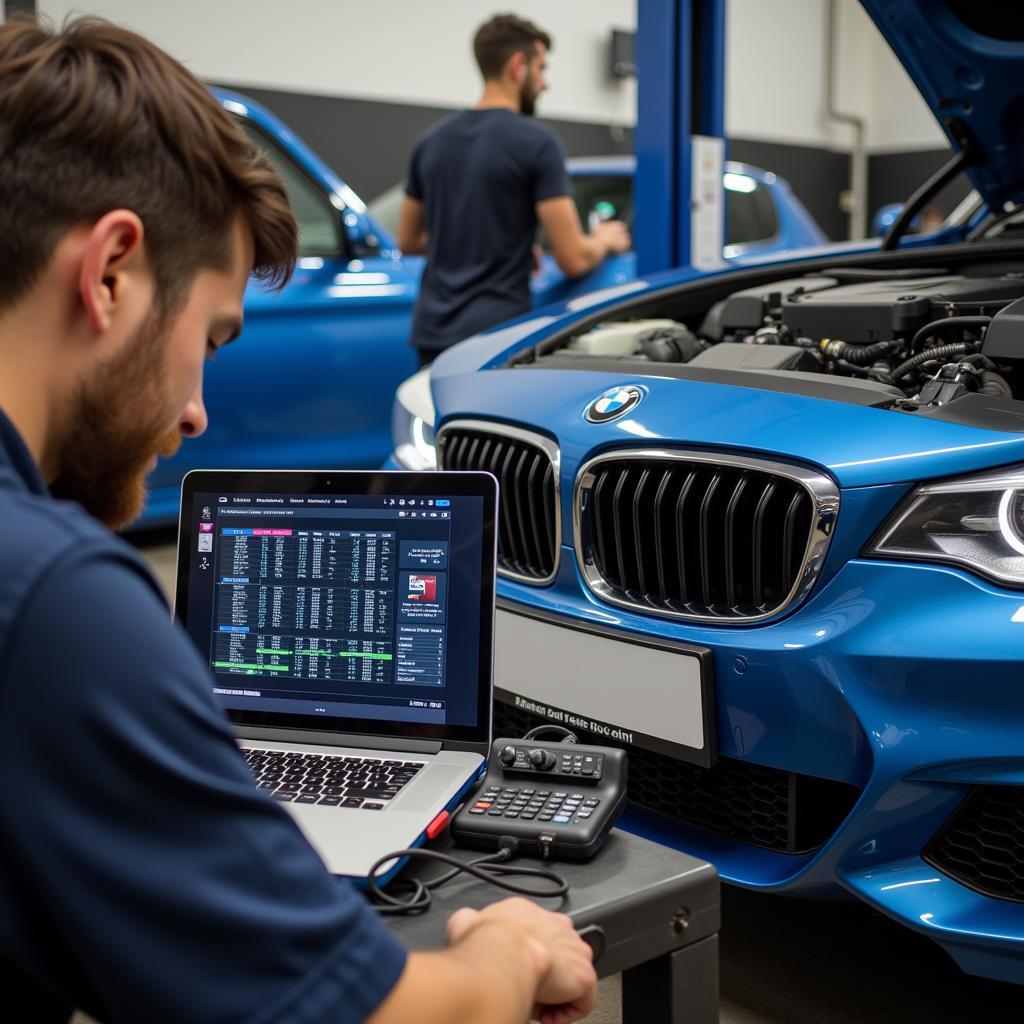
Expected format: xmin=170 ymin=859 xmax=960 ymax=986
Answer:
xmin=0 ymin=16 xmax=596 ymax=1024
xmin=398 ymin=14 xmax=631 ymax=366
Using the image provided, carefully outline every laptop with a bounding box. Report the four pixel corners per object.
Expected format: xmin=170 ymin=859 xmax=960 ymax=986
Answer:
xmin=174 ymin=468 xmax=497 ymax=880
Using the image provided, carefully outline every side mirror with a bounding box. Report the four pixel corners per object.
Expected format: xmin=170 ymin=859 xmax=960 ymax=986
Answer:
xmin=340 ymin=209 xmax=380 ymax=257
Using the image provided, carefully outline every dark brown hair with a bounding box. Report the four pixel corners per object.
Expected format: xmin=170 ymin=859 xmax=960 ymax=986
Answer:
xmin=473 ymin=13 xmax=551 ymax=80
xmin=0 ymin=15 xmax=297 ymax=316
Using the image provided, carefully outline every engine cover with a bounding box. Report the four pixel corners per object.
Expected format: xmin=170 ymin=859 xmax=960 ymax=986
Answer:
xmin=782 ymin=275 xmax=1024 ymax=343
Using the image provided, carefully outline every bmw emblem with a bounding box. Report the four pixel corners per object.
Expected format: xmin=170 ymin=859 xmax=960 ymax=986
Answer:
xmin=585 ymin=385 xmax=644 ymax=423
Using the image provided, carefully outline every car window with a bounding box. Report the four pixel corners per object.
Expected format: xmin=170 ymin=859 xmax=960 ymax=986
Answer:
xmin=573 ymin=175 xmax=634 ymax=232
xmin=367 ymin=183 xmax=404 ymax=239
xmin=536 ymin=174 xmax=633 ymax=253
xmin=545 ymin=171 xmax=780 ymax=254
xmin=724 ymin=173 xmax=779 ymax=246
xmin=237 ymin=121 xmax=343 ymax=258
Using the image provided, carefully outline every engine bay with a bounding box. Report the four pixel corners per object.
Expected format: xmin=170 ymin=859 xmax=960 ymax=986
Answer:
xmin=527 ymin=265 xmax=1024 ymax=411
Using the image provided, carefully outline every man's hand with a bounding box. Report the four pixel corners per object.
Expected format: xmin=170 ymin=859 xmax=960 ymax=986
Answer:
xmin=448 ymin=898 xmax=597 ymax=1023
xmin=536 ymin=196 xmax=631 ymax=278
xmin=592 ymin=220 xmax=631 ymax=255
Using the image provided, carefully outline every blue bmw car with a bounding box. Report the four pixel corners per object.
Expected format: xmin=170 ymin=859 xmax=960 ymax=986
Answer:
xmin=390 ymin=0 xmax=1024 ymax=984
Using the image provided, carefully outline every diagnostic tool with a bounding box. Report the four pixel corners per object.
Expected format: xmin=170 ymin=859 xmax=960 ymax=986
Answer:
xmin=451 ymin=738 xmax=628 ymax=860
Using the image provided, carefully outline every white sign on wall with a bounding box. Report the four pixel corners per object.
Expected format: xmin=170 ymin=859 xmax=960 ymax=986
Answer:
xmin=690 ymin=134 xmax=726 ymax=271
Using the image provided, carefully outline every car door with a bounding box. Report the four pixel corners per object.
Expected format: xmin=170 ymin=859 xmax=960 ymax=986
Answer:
xmin=146 ymin=112 xmax=420 ymax=522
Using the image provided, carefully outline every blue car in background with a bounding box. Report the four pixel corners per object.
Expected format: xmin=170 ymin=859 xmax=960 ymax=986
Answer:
xmin=140 ymin=94 xmax=825 ymax=527
xmin=529 ymin=155 xmax=826 ymax=306
xmin=141 ymin=88 xmax=423 ymax=525
xmin=390 ymin=0 xmax=1024 ymax=984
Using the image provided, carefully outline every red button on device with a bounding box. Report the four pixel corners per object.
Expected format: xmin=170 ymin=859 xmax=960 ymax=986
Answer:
xmin=426 ymin=810 xmax=449 ymax=839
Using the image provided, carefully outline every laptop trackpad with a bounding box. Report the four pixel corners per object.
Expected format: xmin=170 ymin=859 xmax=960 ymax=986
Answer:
xmin=400 ymin=765 xmax=464 ymax=811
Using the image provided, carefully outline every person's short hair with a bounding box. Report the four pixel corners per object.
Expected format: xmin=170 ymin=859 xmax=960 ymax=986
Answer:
xmin=0 ymin=15 xmax=297 ymax=317
xmin=473 ymin=13 xmax=552 ymax=81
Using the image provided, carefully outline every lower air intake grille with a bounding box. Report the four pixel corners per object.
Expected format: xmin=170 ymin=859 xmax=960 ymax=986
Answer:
xmin=924 ymin=787 xmax=1024 ymax=903
xmin=496 ymin=700 xmax=860 ymax=854
xmin=575 ymin=451 xmax=838 ymax=623
xmin=438 ymin=423 xmax=559 ymax=583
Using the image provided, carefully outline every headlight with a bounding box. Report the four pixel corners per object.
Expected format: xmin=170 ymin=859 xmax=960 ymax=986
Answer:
xmin=868 ymin=466 xmax=1024 ymax=587
xmin=391 ymin=368 xmax=437 ymax=470
xmin=394 ymin=413 xmax=436 ymax=470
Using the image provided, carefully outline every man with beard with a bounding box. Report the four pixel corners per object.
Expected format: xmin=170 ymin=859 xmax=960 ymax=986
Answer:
xmin=0 ymin=16 xmax=597 ymax=1024
xmin=398 ymin=13 xmax=630 ymax=366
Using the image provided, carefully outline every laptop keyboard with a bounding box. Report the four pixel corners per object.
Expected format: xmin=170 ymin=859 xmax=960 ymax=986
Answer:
xmin=242 ymin=749 xmax=425 ymax=810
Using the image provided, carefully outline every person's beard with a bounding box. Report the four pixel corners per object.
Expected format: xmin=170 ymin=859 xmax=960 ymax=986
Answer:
xmin=49 ymin=309 xmax=182 ymax=530
xmin=519 ymin=77 xmax=539 ymax=117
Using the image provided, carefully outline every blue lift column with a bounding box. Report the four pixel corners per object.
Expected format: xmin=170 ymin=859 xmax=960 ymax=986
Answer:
xmin=635 ymin=0 xmax=727 ymax=276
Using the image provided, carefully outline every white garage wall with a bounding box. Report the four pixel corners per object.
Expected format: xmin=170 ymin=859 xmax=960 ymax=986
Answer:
xmin=38 ymin=0 xmax=637 ymax=128
xmin=40 ymin=0 xmax=941 ymax=154
xmin=726 ymin=0 xmax=943 ymax=153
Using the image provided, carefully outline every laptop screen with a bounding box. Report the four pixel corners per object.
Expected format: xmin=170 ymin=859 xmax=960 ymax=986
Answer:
xmin=174 ymin=470 xmax=496 ymax=746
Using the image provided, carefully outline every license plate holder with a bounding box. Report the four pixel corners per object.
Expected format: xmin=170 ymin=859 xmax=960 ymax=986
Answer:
xmin=494 ymin=604 xmax=716 ymax=767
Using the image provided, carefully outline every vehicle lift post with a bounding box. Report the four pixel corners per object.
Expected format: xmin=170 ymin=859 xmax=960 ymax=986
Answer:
xmin=635 ymin=0 xmax=727 ymax=277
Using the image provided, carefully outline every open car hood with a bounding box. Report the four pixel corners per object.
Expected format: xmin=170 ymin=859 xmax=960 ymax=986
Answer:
xmin=861 ymin=1 xmax=1024 ymax=209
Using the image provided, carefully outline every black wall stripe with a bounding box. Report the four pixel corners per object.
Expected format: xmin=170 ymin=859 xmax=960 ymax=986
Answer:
xmin=3 ymin=0 xmax=37 ymax=17
xmin=213 ymin=82 xmax=963 ymax=244
xmin=867 ymin=148 xmax=972 ymax=225
xmin=212 ymin=82 xmax=632 ymax=212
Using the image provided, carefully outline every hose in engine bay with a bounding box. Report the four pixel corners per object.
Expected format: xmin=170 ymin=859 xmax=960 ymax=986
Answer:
xmin=908 ymin=315 xmax=991 ymax=353
xmin=885 ymin=342 xmax=972 ymax=384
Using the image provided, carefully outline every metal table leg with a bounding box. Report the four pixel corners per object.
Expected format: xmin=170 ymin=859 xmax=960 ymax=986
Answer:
xmin=621 ymin=934 xmax=719 ymax=1023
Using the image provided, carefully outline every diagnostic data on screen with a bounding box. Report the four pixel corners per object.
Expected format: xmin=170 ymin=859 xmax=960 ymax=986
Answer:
xmin=188 ymin=493 xmax=479 ymax=727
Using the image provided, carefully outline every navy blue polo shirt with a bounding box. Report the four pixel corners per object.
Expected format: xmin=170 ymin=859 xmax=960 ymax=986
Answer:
xmin=0 ymin=409 xmax=406 ymax=1023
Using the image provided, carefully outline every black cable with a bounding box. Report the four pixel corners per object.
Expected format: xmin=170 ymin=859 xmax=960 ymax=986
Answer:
xmin=367 ymin=845 xmax=570 ymax=916
xmin=908 ymin=315 xmax=990 ymax=354
xmin=888 ymin=341 xmax=970 ymax=383
xmin=522 ymin=724 xmax=579 ymax=744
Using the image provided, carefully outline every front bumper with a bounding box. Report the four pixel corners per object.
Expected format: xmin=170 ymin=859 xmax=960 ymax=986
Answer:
xmin=495 ymin=551 xmax=1024 ymax=982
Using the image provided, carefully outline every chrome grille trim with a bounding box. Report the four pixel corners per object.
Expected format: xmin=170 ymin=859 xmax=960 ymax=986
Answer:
xmin=574 ymin=448 xmax=839 ymax=624
xmin=436 ymin=419 xmax=561 ymax=585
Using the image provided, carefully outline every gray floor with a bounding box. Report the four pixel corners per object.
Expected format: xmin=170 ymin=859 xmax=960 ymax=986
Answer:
xmin=135 ymin=533 xmax=1024 ymax=1023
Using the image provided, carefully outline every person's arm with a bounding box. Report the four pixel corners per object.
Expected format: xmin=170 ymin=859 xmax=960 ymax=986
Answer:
xmin=0 ymin=545 xmax=409 ymax=1024
xmin=397 ymin=194 xmax=429 ymax=254
xmin=369 ymin=899 xmax=596 ymax=1024
xmin=536 ymin=196 xmax=630 ymax=279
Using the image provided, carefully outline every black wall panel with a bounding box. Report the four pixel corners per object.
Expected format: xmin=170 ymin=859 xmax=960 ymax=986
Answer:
xmin=213 ymin=83 xmax=632 ymax=206
xmin=867 ymin=148 xmax=971 ymax=224
xmin=3 ymin=1 xmax=37 ymax=16
xmin=214 ymin=82 xmax=962 ymax=246
xmin=727 ymin=138 xmax=850 ymax=241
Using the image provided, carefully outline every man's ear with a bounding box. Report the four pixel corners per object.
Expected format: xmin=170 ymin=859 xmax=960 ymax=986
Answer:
xmin=78 ymin=210 xmax=146 ymax=334
xmin=507 ymin=50 xmax=527 ymax=87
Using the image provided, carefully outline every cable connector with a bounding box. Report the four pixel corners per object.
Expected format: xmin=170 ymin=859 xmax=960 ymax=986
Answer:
xmin=497 ymin=836 xmax=520 ymax=858
xmin=537 ymin=833 xmax=556 ymax=860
